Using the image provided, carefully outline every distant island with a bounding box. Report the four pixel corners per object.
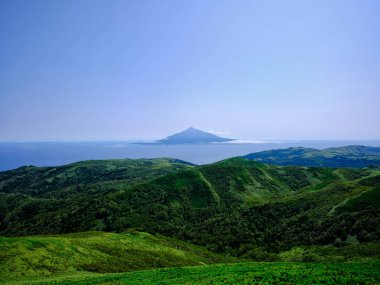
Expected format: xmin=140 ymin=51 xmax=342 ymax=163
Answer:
xmin=156 ymin=127 xmax=234 ymax=144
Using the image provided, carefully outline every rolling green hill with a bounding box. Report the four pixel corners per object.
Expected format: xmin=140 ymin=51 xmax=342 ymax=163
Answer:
xmin=0 ymin=158 xmax=193 ymax=235
xmin=1 ymin=231 xmax=379 ymax=284
xmin=0 ymin=158 xmax=193 ymax=198
xmin=1 ymin=154 xmax=380 ymax=284
xmin=243 ymin=145 xmax=380 ymax=167
xmin=0 ymin=231 xmax=231 ymax=283
xmin=1 ymin=157 xmax=379 ymax=258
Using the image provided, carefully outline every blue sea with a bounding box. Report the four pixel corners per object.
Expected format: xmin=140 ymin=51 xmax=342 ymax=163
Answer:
xmin=1 ymin=140 xmax=380 ymax=171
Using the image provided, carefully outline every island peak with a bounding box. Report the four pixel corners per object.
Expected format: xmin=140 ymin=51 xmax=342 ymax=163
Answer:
xmin=157 ymin=127 xmax=234 ymax=144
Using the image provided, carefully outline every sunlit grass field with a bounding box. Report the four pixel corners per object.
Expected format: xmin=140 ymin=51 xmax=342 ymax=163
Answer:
xmin=0 ymin=231 xmax=230 ymax=283
xmin=1 ymin=231 xmax=379 ymax=284
xmin=5 ymin=261 xmax=379 ymax=285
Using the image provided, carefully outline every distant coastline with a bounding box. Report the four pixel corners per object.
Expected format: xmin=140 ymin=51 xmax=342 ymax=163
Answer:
xmin=1 ymin=140 xmax=380 ymax=171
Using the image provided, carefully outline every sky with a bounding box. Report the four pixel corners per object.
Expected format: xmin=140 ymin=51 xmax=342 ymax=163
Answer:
xmin=0 ymin=0 xmax=379 ymax=141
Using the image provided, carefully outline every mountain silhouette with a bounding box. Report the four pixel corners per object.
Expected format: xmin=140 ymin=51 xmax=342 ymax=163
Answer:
xmin=157 ymin=127 xmax=234 ymax=144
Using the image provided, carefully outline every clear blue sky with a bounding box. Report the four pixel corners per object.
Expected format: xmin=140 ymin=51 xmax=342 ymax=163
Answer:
xmin=1 ymin=0 xmax=379 ymax=141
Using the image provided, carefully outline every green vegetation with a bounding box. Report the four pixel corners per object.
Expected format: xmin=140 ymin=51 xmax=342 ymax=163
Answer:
xmin=1 ymin=157 xmax=379 ymax=257
xmin=243 ymin=145 xmax=380 ymax=167
xmin=1 ymin=153 xmax=380 ymax=284
xmin=0 ymin=158 xmax=193 ymax=235
xmin=4 ymin=261 xmax=379 ymax=285
xmin=1 ymin=231 xmax=379 ymax=284
xmin=0 ymin=231 xmax=231 ymax=283
xmin=0 ymin=157 xmax=193 ymax=198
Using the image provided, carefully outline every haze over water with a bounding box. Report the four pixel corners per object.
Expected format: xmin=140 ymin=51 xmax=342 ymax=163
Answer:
xmin=1 ymin=140 xmax=380 ymax=171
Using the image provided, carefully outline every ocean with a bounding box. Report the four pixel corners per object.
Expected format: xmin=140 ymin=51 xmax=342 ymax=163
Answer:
xmin=1 ymin=140 xmax=380 ymax=171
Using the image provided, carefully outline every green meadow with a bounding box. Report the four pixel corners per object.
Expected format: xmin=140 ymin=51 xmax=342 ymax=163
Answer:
xmin=1 ymin=231 xmax=379 ymax=284
xmin=4 ymin=261 xmax=379 ymax=285
xmin=0 ymin=231 xmax=230 ymax=283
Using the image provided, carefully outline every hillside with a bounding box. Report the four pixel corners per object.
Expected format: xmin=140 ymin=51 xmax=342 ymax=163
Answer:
xmin=106 ymin=158 xmax=380 ymax=254
xmin=1 ymin=156 xmax=379 ymax=258
xmin=0 ymin=157 xmax=193 ymax=198
xmin=0 ymin=231 xmax=232 ymax=283
xmin=243 ymin=145 xmax=380 ymax=167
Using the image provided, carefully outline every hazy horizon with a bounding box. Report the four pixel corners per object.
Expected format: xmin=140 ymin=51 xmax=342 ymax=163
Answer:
xmin=1 ymin=0 xmax=380 ymax=141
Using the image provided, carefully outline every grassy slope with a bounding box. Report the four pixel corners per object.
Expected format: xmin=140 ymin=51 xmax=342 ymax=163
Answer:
xmin=5 ymin=261 xmax=380 ymax=285
xmin=112 ymin=157 xmax=379 ymax=210
xmin=0 ymin=158 xmax=193 ymax=198
xmin=114 ymin=159 xmax=380 ymax=254
xmin=0 ymin=231 xmax=232 ymax=283
xmin=0 ymin=158 xmax=193 ymax=235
